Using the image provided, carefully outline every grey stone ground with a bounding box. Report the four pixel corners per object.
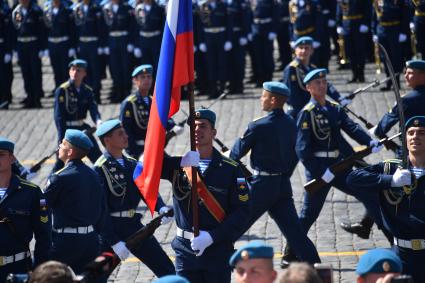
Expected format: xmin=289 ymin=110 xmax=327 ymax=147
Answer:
xmin=0 ymin=52 xmax=403 ymax=282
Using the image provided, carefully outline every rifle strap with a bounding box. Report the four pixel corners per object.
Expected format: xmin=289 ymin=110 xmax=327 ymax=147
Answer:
xmin=183 ymin=167 xmax=226 ymax=223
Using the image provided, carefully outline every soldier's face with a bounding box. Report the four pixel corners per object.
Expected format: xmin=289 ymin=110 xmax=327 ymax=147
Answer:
xmin=58 ymin=140 xmax=73 ymax=162
xmin=260 ymin=91 xmax=273 ymax=111
xmin=0 ymin=150 xmax=13 ymax=173
xmin=295 ymin=44 xmax=313 ymax=61
xmin=105 ymin=127 xmax=129 ymax=150
xmin=407 ymin=126 xmax=425 ymax=155
xmin=194 ymin=119 xmax=216 ymax=147
xmin=306 ymin=78 xmax=327 ymax=99
xmin=19 ymin=0 xmax=30 ymax=7
xmin=134 ymin=73 xmax=153 ymax=95
xmin=404 ymin=68 xmax=425 ymax=89
xmin=69 ymin=66 xmax=87 ymax=84
xmin=235 ymin=259 xmax=277 ymax=283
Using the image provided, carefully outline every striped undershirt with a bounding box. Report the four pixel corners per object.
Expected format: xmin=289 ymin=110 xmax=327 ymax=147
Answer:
xmin=0 ymin=188 xmax=7 ymax=199
xmin=411 ymin=167 xmax=425 ymax=179
xmin=116 ymin=158 xmax=125 ymax=167
xmin=143 ymin=97 xmax=149 ymax=105
xmin=198 ymin=159 xmax=211 ymax=174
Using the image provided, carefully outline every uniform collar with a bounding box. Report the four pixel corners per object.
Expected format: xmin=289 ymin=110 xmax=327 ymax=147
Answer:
xmin=103 ymin=151 xmax=127 ymax=169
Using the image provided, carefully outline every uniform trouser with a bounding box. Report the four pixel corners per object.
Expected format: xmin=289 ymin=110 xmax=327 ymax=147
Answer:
xmin=344 ymin=25 xmax=366 ymax=76
xmin=78 ymin=40 xmax=102 ymax=95
xmin=50 ymin=232 xmax=100 ymax=274
xmin=228 ymin=31 xmax=246 ymax=92
xmin=49 ymin=41 xmax=71 ymax=90
xmin=194 ymin=50 xmax=209 ymax=94
xmin=414 ymin=17 xmax=425 ymax=59
xmin=277 ymin=22 xmax=292 ymax=68
xmin=252 ymin=32 xmax=274 ymax=82
xmin=378 ymin=26 xmax=403 ymax=79
xmin=137 ymin=34 xmax=162 ymax=76
xmin=0 ymin=257 xmax=31 ymax=282
xmin=17 ymin=43 xmax=43 ymax=104
xmin=312 ymin=40 xmax=331 ymax=69
xmin=204 ymin=31 xmax=227 ymax=90
xmin=238 ymin=175 xmax=321 ymax=264
xmin=393 ymin=246 xmax=425 ymax=283
xmin=109 ymin=37 xmax=132 ymax=97
xmin=0 ymin=48 xmax=13 ymax=105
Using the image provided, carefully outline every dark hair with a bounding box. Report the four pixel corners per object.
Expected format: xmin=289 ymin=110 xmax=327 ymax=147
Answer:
xmin=279 ymin=263 xmax=323 ymax=283
xmin=28 ymin=261 xmax=76 ymax=283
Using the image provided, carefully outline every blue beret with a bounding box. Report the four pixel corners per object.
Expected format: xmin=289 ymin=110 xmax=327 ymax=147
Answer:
xmin=229 ymin=241 xmax=274 ymax=267
xmin=188 ymin=109 xmax=216 ymax=127
xmin=68 ymin=59 xmax=88 ymax=69
xmin=263 ymin=81 xmax=290 ymax=97
xmin=132 ymin=64 xmax=153 ymax=77
xmin=64 ymin=129 xmax=93 ymax=151
xmin=294 ymin=36 xmax=314 ymax=48
xmin=406 ymin=59 xmax=425 ymax=71
xmin=95 ymin=119 xmax=122 ymax=137
xmin=0 ymin=137 xmax=14 ymax=153
xmin=154 ymin=275 xmax=190 ymax=283
xmin=405 ymin=116 xmax=425 ymax=129
xmin=356 ymin=249 xmax=402 ymax=276
xmin=303 ymin=68 xmax=327 ymax=84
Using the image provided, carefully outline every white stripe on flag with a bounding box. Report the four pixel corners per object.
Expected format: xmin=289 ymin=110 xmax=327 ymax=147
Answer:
xmin=166 ymin=0 xmax=179 ymax=40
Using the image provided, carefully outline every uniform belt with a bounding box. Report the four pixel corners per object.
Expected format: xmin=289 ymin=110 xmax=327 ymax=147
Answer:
xmin=294 ymin=26 xmax=315 ymax=36
xmin=0 ymin=251 xmax=31 ymax=267
xmin=342 ymin=14 xmax=363 ymax=20
xmin=233 ymin=27 xmax=241 ymax=32
xmin=110 ymin=209 xmax=136 ymax=218
xmin=79 ymin=36 xmax=98 ymax=42
xmin=135 ymin=140 xmax=145 ymax=146
xmin=48 ymin=36 xmax=69 ymax=43
xmin=380 ymin=20 xmax=400 ymax=27
xmin=253 ymin=17 xmax=272 ymax=24
xmin=17 ymin=36 xmax=37 ymax=43
xmin=253 ymin=170 xmax=282 ymax=176
xmin=415 ymin=11 xmax=425 ymax=16
xmin=66 ymin=120 xmax=84 ymax=126
xmin=203 ymin=27 xmax=226 ymax=33
xmin=139 ymin=30 xmax=161 ymax=37
xmin=53 ymin=225 xmax=94 ymax=234
xmin=394 ymin=237 xmax=425 ymax=250
xmin=109 ymin=30 xmax=128 ymax=37
xmin=0 ymin=38 xmax=4 ymax=43
xmin=176 ymin=227 xmax=193 ymax=240
xmin=314 ymin=150 xmax=340 ymax=158
xmin=280 ymin=16 xmax=290 ymax=22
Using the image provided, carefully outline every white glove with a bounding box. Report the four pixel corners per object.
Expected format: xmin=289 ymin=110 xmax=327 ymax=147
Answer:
xmin=290 ymin=41 xmax=295 ymax=48
xmin=127 ymin=44 xmax=134 ymax=53
xmin=112 ymin=241 xmax=131 ymax=261
xmin=97 ymin=47 xmax=104 ymax=55
xmin=398 ymin=33 xmax=407 ymax=43
xmin=4 ymin=53 xmax=12 ymax=64
xmin=391 ymin=168 xmax=412 ymax=187
xmin=68 ymin=48 xmax=76 ymax=58
xmin=410 ymin=22 xmax=415 ymax=31
xmin=96 ymin=119 xmax=102 ymax=126
xmin=368 ymin=125 xmax=377 ymax=137
xmin=134 ymin=47 xmax=142 ymax=58
xmin=103 ymin=47 xmax=110 ymax=55
xmin=159 ymin=206 xmax=173 ymax=225
xmin=336 ymin=26 xmax=344 ymax=35
xmin=321 ymin=168 xmax=335 ymax=183
xmin=313 ymin=41 xmax=321 ymax=48
xmin=247 ymin=33 xmax=253 ymax=41
xmin=359 ymin=24 xmax=369 ymax=33
xmin=190 ymin=230 xmax=213 ymax=256
xmin=239 ymin=37 xmax=248 ymax=46
xmin=369 ymin=139 xmax=383 ymax=153
xmin=224 ymin=41 xmax=232 ymax=51
xmin=172 ymin=125 xmax=184 ymax=135
xmin=339 ymin=97 xmax=352 ymax=107
xmin=328 ymin=19 xmax=336 ymax=27
xmin=38 ymin=50 xmax=48 ymax=58
xmin=199 ymin=43 xmax=207 ymax=53
xmin=268 ymin=32 xmax=277 ymax=41
xmin=373 ymin=35 xmax=379 ymax=43
xmin=180 ymin=151 xmax=200 ymax=167
xmin=43 ymin=49 xmax=49 ymax=57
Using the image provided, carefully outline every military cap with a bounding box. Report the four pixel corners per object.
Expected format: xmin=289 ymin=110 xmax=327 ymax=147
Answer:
xmin=68 ymin=59 xmax=88 ymax=69
xmin=132 ymin=64 xmax=153 ymax=77
xmin=0 ymin=137 xmax=14 ymax=153
xmin=64 ymin=129 xmax=93 ymax=151
xmin=405 ymin=116 xmax=425 ymax=129
xmin=95 ymin=119 xmax=122 ymax=137
xmin=154 ymin=275 xmax=190 ymax=283
xmin=263 ymin=81 xmax=290 ymax=97
xmin=187 ymin=109 xmax=216 ymax=128
xmin=229 ymin=241 xmax=274 ymax=267
xmin=405 ymin=59 xmax=425 ymax=71
xmin=293 ymin=36 xmax=314 ymax=48
xmin=303 ymin=68 xmax=327 ymax=85
xmin=356 ymin=249 xmax=402 ymax=276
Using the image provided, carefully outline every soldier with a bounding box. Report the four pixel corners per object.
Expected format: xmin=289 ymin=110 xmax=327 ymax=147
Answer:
xmin=44 ymin=0 xmax=77 ymax=93
xmin=44 ymin=129 xmax=105 ymax=274
xmin=347 ymin=116 xmax=425 ymax=282
xmin=355 ymin=249 xmax=402 ymax=282
xmin=410 ymin=0 xmax=425 ymax=59
xmin=160 ymin=109 xmax=250 ymax=282
xmin=282 ymin=37 xmax=350 ymax=119
xmin=336 ymin=0 xmax=372 ymax=83
xmin=0 ymin=137 xmax=51 ymax=282
xmin=53 ymin=59 xmax=102 ymax=172
xmin=94 ymin=119 xmax=175 ymax=277
xmin=230 ymin=82 xmax=321 ymax=267
xmin=0 ymin=0 xmax=13 ymax=109
xmin=275 ymin=0 xmax=291 ymax=71
xmin=120 ymin=65 xmax=182 ymax=159
xmin=11 ymin=0 xmax=47 ymax=108
xmin=103 ymin=0 xmax=136 ymax=102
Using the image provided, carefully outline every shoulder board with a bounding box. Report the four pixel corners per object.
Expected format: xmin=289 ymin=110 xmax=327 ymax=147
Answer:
xmin=302 ymin=102 xmax=315 ymax=112
xmin=127 ymin=94 xmax=137 ymax=102
xmin=53 ymin=166 xmax=68 ymax=175
xmin=383 ymin=159 xmax=402 ymax=164
xmin=94 ymin=155 xmax=107 ymax=167
xmin=329 ymin=101 xmax=339 ymax=107
xmin=289 ymin=60 xmax=299 ymax=68
xmin=59 ymin=81 xmax=70 ymax=89
xmin=123 ymin=151 xmax=137 ymax=162
xmin=83 ymin=83 xmax=93 ymax=91
xmin=17 ymin=176 xmax=38 ymax=188
xmin=221 ymin=156 xmax=238 ymax=167
xmin=252 ymin=114 xmax=267 ymax=122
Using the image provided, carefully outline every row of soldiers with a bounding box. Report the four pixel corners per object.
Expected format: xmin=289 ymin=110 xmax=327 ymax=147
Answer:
xmin=1 ymin=0 xmax=425 ymax=108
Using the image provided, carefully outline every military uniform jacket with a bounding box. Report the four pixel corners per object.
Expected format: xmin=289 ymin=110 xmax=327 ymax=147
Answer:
xmin=336 ymin=0 xmax=372 ymax=31
xmin=412 ymin=0 xmax=425 ymax=25
xmin=103 ymin=1 xmax=136 ymax=46
xmin=372 ymin=0 xmax=409 ymax=35
xmin=94 ymin=152 xmax=165 ymax=246
xmin=296 ymin=99 xmax=372 ymax=178
xmin=227 ymin=0 xmax=251 ymax=37
xmin=134 ymin=1 xmax=165 ymax=32
xmin=230 ymin=108 xmax=298 ymax=176
xmin=54 ymin=80 xmax=101 ymax=141
xmin=73 ymin=2 xmax=106 ymax=46
xmin=44 ymin=160 xmax=105 ymax=231
xmin=43 ymin=3 xmax=77 ymax=48
xmin=288 ymin=0 xmax=322 ymax=39
xmin=198 ymin=0 xmax=233 ymax=42
xmin=375 ymin=85 xmax=425 ymax=138
xmin=0 ymin=1 xmax=13 ymax=54
xmin=252 ymin=0 xmax=278 ymax=35
xmin=0 ymin=175 xmax=50 ymax=266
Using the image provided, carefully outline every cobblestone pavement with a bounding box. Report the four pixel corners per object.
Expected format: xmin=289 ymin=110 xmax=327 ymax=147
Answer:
xmin=0 ymin=54 xmax=403 ymax=282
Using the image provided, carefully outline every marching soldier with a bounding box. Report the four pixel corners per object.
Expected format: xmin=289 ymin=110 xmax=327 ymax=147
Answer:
xmin=0 ymin=137 xmax=51 ymax=282
xmin=160 ymin=109 xmax=250 ymax=282
xmin=282 ymin=37 xmax=350 ymax=119
xmin=12 ymin=0 xmax=47 ymax=108
xmin=411 ymin=0 xmax=425 ymax=59
xmin=44 ymin=129 xmax=105 ymax=275
xmin=230 ymin=82 xmax=321 ymax=267
xmin=53 ymin=59 xmax=102 ymax=172
xmin=94 ymin=120 xmax=175 ymax=277
xmin=0 ymin=0 xmax=13 ymax=109
xmin=347 ymin=116 xmax=425 ymax=282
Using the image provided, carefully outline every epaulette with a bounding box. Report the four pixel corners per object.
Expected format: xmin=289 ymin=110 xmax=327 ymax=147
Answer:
xmin=252 ymin=114 xmax=267 ymax=122
xmin=84 ymin=83 xmax=93 ymax=92
xmin=94 ymin=155 xmax=107 ymax=167
xmin=329 ymin=101 xmax=339 ymax=107
xmin=17 ymin=176 xmax=38 ymax=188
xmin=289 ymin=60 xmax=299 ymax=68
xmin=383 ymin=158 xmax=402 ymax=164
xmin=123 ymin=151 xmax=137 ymax=162
xmin=222 ymin=156 xmax=238 ymax=167
xmin=302 ymin=102 xmax=315 ymax=112
xmin=59 ymin=81 xmax=70 ymax=89
xmin=127 ymin=94 xmax=137 ymax=102
xmin=53 ymin=166 xmax=68 ymax=175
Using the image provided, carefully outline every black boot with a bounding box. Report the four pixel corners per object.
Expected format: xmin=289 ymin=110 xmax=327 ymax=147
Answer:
xmin=280 ymin=245 xmax=299 ymax=269
xmin=358 ymin=65 xmax=365 ymax=83
xmin=340 ymin=215 xmax=374 ymax=239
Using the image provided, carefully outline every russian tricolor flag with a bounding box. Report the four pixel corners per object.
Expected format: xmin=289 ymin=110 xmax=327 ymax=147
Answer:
xmin=133 ymin=0 xmax=194 ymax=214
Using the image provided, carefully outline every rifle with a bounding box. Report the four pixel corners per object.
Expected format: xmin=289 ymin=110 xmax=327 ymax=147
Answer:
xmin=341 ymin=76 xmax=393 ymax=101
xmin=304 ymin=133 xmax=401 ymax=194
xmin=213 ymin=137 xmax=252 ymax=178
